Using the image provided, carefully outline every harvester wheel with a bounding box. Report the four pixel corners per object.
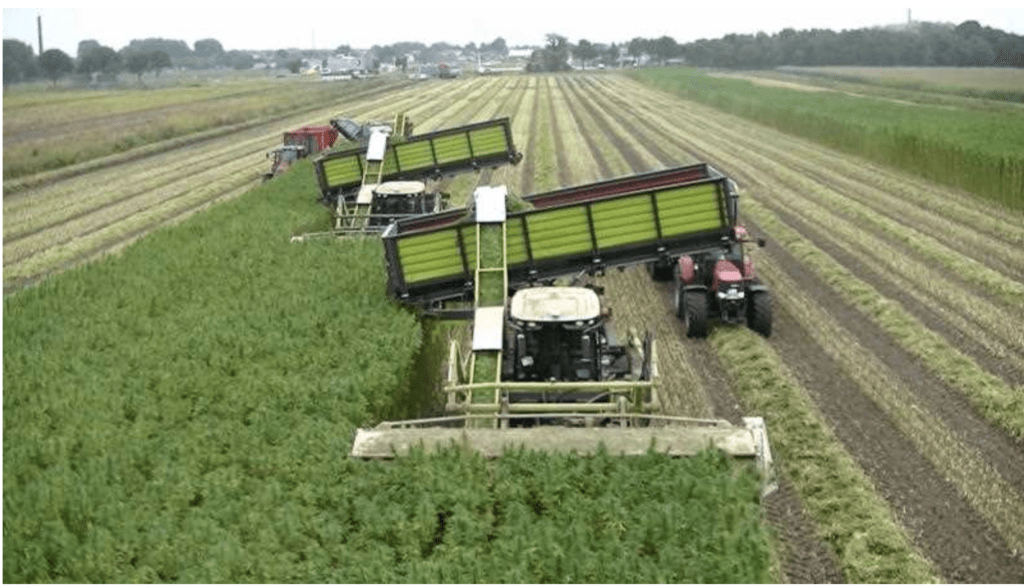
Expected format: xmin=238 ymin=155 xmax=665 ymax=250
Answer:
xmin=682 ymin=290 xmax=709 ymax=338
xmin=748 ymin=289 xmax=772 ymax=338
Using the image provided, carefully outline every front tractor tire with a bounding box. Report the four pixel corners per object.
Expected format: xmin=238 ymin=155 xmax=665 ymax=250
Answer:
xmin=747 ymin=289 xmax=772 ymax=338
xmin=677 ymin=286 xmax=709 ymax=338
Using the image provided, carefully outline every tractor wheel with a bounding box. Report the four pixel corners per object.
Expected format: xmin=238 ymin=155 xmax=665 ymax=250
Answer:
xmin=675 ymin=283 xmax=686 ymax=319
xmin=747 ymin=289 xmax=772 ymax=338
xmin=683 ymin=290 xmax=709 ymax=338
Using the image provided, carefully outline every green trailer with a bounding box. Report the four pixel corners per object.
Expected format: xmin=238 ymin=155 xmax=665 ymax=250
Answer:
xmin=381 ymin=163 xmax=740 ymax=310
xmin=313 ymin=116 xmax=522 ymax=206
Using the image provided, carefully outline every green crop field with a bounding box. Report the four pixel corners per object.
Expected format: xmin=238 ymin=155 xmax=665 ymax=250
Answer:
xmin=628 ymin=67 xmax=1024 ymax=211
xmin=5 ymin=69 xmax=1024 ymax=583
xmin=778 ymin=65 xmax=1024 ymax=100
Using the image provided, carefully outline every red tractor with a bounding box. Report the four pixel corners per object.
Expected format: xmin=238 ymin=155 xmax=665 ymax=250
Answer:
xmin=264 ymin=125 xmax=339 ymax=181
xmin=672 ymin=226 xmax=772 ymax=338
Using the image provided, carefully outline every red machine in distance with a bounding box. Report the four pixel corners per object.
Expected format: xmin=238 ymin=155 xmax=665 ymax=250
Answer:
xmin=264 ymin=125 xmax=339 ymax=181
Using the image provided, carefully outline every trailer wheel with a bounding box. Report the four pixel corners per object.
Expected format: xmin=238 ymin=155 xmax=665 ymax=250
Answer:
xmin=748 ymin=289 xmax=772 ymax=338
xmin=683 ymin=290 xmax=709 ymax=338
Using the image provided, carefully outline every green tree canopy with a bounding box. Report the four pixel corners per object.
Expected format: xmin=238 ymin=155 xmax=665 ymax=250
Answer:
xmin=573 ymin=39 xmax=599 ymax=69
xmin=125 ymin=51 xmax=150 ymax=81
xmin=224 ymin=50 xmax=254 ymax=70
xmin=149 ymin=50 xmax=172 ymax=76
xmin=3 ymin=38 xmax=37 ymax=85
xmin=77 ymin=44 xmax=121 ymax=76
xmin=76 ymin=39 xmax=101 ymax=59
xmin=527 ymin=33 xmax=570 ymax=72
xmin=38 ymin=48 xmax=75 ymax=86
xmin=193 ymin=38 xmax=224 ymax=57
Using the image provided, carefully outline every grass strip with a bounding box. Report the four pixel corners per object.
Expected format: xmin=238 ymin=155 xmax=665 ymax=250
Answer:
xmin=747 ymin=198 xmax=1024 ymax=440
xmin=709 ymin=328 xmax=940 ymax=583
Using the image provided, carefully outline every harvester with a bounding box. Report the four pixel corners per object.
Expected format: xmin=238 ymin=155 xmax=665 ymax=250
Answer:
xmin=310 ymin=116 xmax=522 ymax=235
xmin=350 ymin=164 xmax=776 ymax=495
xmin=263 ymin=125 xmax=339 ymax=181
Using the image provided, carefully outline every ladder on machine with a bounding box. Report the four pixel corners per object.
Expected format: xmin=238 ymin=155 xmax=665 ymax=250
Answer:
xmin=466 ymin=186 xmax=509 ymax=428
xmin=336 ymin=124 xmax=391 ymax=231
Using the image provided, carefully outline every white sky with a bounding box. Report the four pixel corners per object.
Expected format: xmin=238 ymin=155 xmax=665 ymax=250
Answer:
xmin=3 ymin=1 xmax=1023 ymax=57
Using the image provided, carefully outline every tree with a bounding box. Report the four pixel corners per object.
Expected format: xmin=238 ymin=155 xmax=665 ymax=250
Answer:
xmin=224 ymin=50 xmax=254 ymax=70
xmin=38 ymin=48 xmax=75 ymax=86
xmin=3 ymin=39 xmax=37 ymax=86
xmin=194 ymin=38 xmax=224 ymax=58
xmin=125 ymin=51 xmax=150 ymax=82
xmin=572 ymin=39 xmax=598 ymax=69
xmin=77 ymin=44 xmax=121 ymax=78
xmin=149 ymin=50 xmax=172 ymax=77
xmin=605 ymin=42 xmax=621 ymax=67
xmin=485 ymin=37 xmax=507 ymax=56
xmin=539 ymin=33 xmax=570 ymax=71
xmin=651 ymin=36 xmax=680 ymax=64
xmin=77 ymin=40 xmax=101 ymax=59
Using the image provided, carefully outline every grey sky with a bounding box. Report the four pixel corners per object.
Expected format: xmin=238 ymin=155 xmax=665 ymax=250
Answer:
xmin=4 ymin=1 xmax=1023 ymax=57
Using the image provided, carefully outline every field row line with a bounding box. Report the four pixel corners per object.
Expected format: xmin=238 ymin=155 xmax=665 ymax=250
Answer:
xmin=3 ymin=79 xmax=496 ymax=287
xmin=608 ymin=79 xmax=1024 ymax=438
xmin=543 ymin=75 xmax=936 ymax=580
xmin=686 ymin=117 xmax=1024 ymax=307
xmin=593 ymin=75 xmax=1024 ymax=249
xmin=5 ymin=165 xmax=261 ymax=287
xmin=708 ymin=327 xmax=940 ymax=583
xmin=756 ymin=193 xmax=1024 ymax=380
xmin=581 ymin=77 xmax=1024 ymax=397
xmin=4 ymin=79 xmax=464 ymax=229
xmin=758 ymin=249 xmax=1024 ymax=556
xmin=643 ymin=102 xmax=1024 ymax=368
xmin=747 ymin=197 xmax=1024 ymax=439
xmin=2 ymin=79 xmax=417 ymax=191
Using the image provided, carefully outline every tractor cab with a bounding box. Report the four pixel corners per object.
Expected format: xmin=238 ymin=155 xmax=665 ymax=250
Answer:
xmin=368 ymin=181 xmax=444 ymax=227
xmin=504 ymin=287 xmax=635 ymax=385
xmin=264 ymin=145 xmax=307 ymax=180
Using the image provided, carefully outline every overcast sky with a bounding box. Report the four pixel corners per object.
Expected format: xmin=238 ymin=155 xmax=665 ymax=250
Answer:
xmin=4 ymin=1 xmax=1023 ymax=57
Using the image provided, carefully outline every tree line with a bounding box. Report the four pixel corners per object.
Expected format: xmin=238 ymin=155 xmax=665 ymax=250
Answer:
xmin=5 ymin=19 xmax=1022 ymax=87
xmin=680 ymin=21 xmax=1024 ymax=68
xmin=2 ymin=37 xmax=263 ymax=87
xmin=528 ymin=21 xmax=1023 ymax=72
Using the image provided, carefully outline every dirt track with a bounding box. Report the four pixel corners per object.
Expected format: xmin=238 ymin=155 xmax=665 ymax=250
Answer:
xmin=7 ymin=72 xmax=1024 ymax=583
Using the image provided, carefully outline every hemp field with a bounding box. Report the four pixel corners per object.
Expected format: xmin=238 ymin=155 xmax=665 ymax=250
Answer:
xmin=5 ymin=69 xmax=1024 ymax=582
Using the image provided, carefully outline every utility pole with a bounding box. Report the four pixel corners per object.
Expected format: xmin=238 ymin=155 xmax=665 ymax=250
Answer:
xmin=37 ymin=14 xmax=44 ymax=54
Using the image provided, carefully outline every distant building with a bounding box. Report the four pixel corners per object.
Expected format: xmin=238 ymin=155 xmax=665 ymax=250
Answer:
xmin=323 ymin=54 xmax=362 ymax=74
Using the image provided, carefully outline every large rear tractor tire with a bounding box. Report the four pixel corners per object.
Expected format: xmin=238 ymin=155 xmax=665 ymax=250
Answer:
xmin=747 ymin=289 xmax=772 ymax=338
xmin=681 ymin=289 xmax=709 ymax=338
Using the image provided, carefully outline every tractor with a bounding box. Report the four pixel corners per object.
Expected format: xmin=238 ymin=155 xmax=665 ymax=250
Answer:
xmin=264 ymin=125 xmax=338 ymax=181
xmin=674 ymin=225 xmax=771 ymax=338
